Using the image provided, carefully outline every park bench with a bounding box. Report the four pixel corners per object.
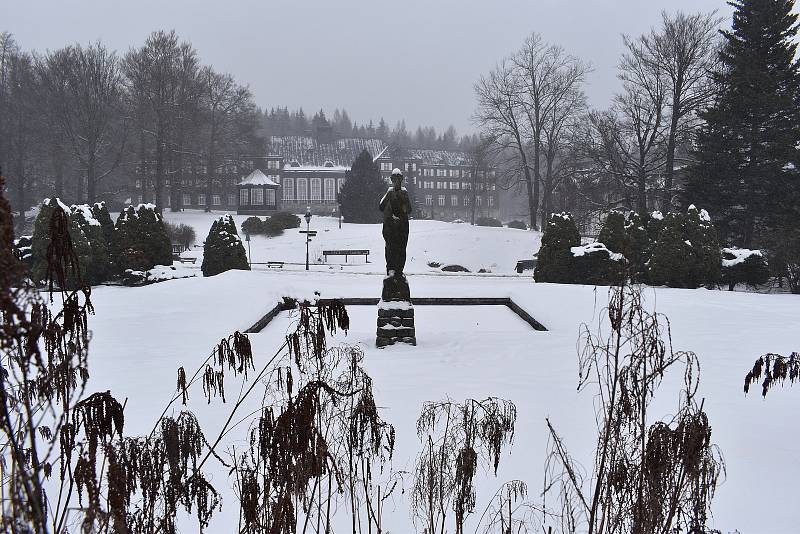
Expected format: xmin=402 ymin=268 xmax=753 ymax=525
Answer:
xmin=515 ymin=258 xmax=537 ymax=273
xmin=323 ymin=249 xmax=370 ymax=263
xmin=176 ymin=257 xmax=197 ymax=264
xmin=266 ymin=261 xmax=284 ymax=269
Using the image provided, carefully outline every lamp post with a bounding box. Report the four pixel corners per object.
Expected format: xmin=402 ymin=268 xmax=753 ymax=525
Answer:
xmin=244 ymin=230 xmax=251 ymax=266
xmin=304 ymin=207 xmax=312 ymax=271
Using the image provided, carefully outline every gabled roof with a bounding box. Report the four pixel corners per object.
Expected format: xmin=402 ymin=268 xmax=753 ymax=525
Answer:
xmin=239 ymin=169 xmax=279 ymax=187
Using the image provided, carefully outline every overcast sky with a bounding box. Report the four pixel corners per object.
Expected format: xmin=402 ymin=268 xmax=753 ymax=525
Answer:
xmin=4 ymin=0 xmax=735 ymax=135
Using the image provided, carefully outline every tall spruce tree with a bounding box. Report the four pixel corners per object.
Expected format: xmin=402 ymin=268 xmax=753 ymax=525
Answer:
xmin=338 ymin=149 xmax=387 ymax=223
xmin=686 ymin=0 xmax=800 ymax=247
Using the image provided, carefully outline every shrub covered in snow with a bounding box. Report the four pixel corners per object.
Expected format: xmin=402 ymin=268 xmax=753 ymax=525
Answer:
xmin=648 ymin=206 xmax=721 ymax=288
xmin=202 ymin=214 xmax=250 ymax=277
xmin=241 ymin=216 xmax=284 ymax=237
xmin=505 ymin=220 xmax=528 ymax=230
xmin=597 ymin=211 xmax=627 ymax=254
xmin=534 ymin=212 xmax=581 ymax=283
xmin=112 ymin=204 xmax=173 ymax=273
xmin=91 ymin=202 xmax=115 ymax=248
xmin=624 ymin=211 xmax=651 ymax=282
xmin=721 ymin=248 xmax=770 ymax=290
xmin=31 ymin=198 xmax=92 ymax=288
xmin=568 ymin=243 xmax=625 ymax=285
xmin=475 ymin=216 xmax=503 ymax=227
xmin=70 ymin=204 xmax=110 ymax=284
xmin=441 ymin=264 xmax=470 ymax=272
xmin=121 ymin=264 xmax=196 ymax=286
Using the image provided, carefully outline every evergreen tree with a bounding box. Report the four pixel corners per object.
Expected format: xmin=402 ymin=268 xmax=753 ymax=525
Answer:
xmin=70 ymin=204 xmax=109 ymax=284
xmin=686 ymin=0 xmax=800 ymax=247
xmin=624 ymin=211 xmax=652 ymax=282
xmin=31 ymin=198 xmax=92 ymax=288
xmin=597 ymin=211 xmax=627 ymax=253
xmin=202 ymin=214 xmax=250 ymax=276
xmin=534 ymin=212 xmax=581 ymax=283
xmin=112 ymin=204 xmax=173 ymax=272
xmin=338 ymin=150 xmax=387 ymax=224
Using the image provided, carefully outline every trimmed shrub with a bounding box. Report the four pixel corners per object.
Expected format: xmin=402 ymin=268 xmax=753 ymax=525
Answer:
xmin=648 ymin=206 xmax=721 ymax=288
xmin=70 ymin=204 xmax=110 ymax=284
xmin=90 ymin=202 xmax=115 ymax=249
xmin=534 ymin=212 xmax=581 ymax=283
xmin=241 ymin=216 xmax=284 ymax=237
xmin=165 ymin=221 xmax=196 ymax=251
xmin=426 ymin=261 xmax=441 ymax=268
xmin=721 ymin=248 xmax=770 ymax=290
xmin=569 ymin=243 xmax=625 ymax=286
xmin=624 ymin=211 xmax=651 ymax=282
xmin=112 ymin=204 xmax=173 ymax=273
xmin=270 ymin=211 xmax=301 ymax=229
xmin=31 ymin=198 xmax=92 ymax=288
xmin=506 ymin=220 xmax=528 ymax=230
xmin=597 ymin=211 xmax=627 ymax=253
xmin=476 ymin=216 xmax=503 ymax=227
xmin=202 ymin=214 xmax=250 ymax=277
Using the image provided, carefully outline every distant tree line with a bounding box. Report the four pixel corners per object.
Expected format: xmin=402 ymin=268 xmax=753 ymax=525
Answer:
xmin=0 ymin=30 xmax=263 ymax=223
xmin=262 ymin=106 xmax=483 ymax=152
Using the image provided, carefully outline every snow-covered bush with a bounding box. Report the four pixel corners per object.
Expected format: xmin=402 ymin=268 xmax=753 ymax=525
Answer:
xmin=202 ymin=214 xmax=250 ymax=277
xmin=241 ymin=216 xmax=283 ymax=237
xmin=112 ymin=204 xmax=173 ymax=273
xmin=648 ymin=206 xmax=721 ymax=288
xmin=441 ymin=264 xmax=470 ymax=272
xmin=270 ymin=211 xmax=301 ymax=229
xmin=534 ymin=212 xmax=581 ymax=283
xmin=70 ymin=204 xmax=110 ymax=284
xmin=475 ymin=216 xmax=502 ymax=227
xmin=31 ymin=198 xmax=92 ymax=288
xmin=569 ymin=242 xmax=625 ymax=285
xmin=597 ymin=211 xmax=627 ymax=254
xmin=506 ymin=220 xmax=528 ymax=230
xmin=121 ymin=264 xmax=196 ymax=286
xmin=721 ymin=248 xmax=770 ymax=290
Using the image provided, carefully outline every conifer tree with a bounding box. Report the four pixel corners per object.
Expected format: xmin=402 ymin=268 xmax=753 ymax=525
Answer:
xmin=112 ymin=204 xmax=173 ymax=272
xmin=534 ymin=212 xmax=581 ymax=283
xmin=70 ymin=204 xmax=109 ymax=284
xmin=31 ymin=198 xmax=92 ymax=288
xmin=202 ymin=214 xmax=250 ymax=276
xmin=597 ymin=211 xmax=627 ymax=253
xmin=686 ymin=0 xmax=800 ymax=247
xmin=338 ymin=150 xmax=387 ymax=223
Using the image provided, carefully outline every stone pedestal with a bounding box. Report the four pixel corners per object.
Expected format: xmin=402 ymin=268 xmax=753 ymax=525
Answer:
xmin=376 ymin=275 xmax=416 ymax=348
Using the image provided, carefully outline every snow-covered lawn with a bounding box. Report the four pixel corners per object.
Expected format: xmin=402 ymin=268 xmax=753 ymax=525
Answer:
xmin=85 ymin=266 xmax=799 ymax=534
xmin=162 ymin=209 xmax=541 ymax=274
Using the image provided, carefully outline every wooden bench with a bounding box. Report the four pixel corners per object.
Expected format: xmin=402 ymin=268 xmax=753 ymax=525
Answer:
xmin=323 ymin=249 xmax=370 ymax=263
xmin=176 ymin=257 xmax=197 ymax=264
xmin=266 ymin=261 xmax=284 ymax=269
xmin=515 ymin=258 xmax=537 ymax=273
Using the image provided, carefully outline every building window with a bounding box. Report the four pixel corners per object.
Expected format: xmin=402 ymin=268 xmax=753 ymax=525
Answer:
xmin=462 ymin=182 xmax=471 ymax=189
xmin=135 ymin=179 xmax=141 ymax=188
xmin=425 ymin=195 xmax=433 ymax=206
xmin=212 ymin=194 xmax=221 ymax=206
xmin=464 ymin=170 xmax=472 ymax=178
xmin=266 ymin=189 xmax=276 ymax=206
xmin=283 ymin=178 xmax=294 ymax=201
xmin=137 ymin=194 xmax=143 ymax=204
xmin=198 ymin=194 xmax=206 ymax=206
xmin=268 ymin=174 xmax=280 ymax=184
xmin=438 ymin=195 xmax=445 ymax=206
xmin=488 ymin=196 xmax=494 ymax=207
xmin=451 ymin=195 xmax=458 ymax=206
xmin=476 ymin=195 xmax=483 ymax=206
xmin=267 ymin=159 xmax=280 ymax=170
xmin=337 ymin=178 xmax=345 ymax=193
xmin=380 ymin=162 xmax=392 ymax=171
xmin=240 ymin=189 xmax=250 ymax=206
xmin=251 ymin=188 xmax=264 ymax=205
xmin=412 ymin=163 xmax=417 ymax=171
xmin=310 ymin=178 xmax=322 ymax=201
xmin=464 ymin=196 xmax=471 ymax=206
xmin=182 ymin=194 xmax=191 ymax=206
xmin=450 ymin=182 xmax=459 ymax=190
xmin=437 ymin=168 xmax=446 ymax=177
xmin=296 ymin=178 xmax=308 ymax=201
xmin=228 ymin=194 xmax=236 ymax=205
xmin=324 ymin=178 xmax=336 ymax=201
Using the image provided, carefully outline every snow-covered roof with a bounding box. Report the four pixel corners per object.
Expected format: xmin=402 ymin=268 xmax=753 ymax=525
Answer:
xmin=239 ymin=169 xmax=280 ymax=187
xmin=267 ymin=136 xmax=386 ymax=167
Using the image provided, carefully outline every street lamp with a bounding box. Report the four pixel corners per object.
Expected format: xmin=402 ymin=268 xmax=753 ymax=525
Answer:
xmin=304 ymin=206 xmax=312 ymax=271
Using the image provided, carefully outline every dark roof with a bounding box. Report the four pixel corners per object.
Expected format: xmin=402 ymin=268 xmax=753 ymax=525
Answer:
xmin=267 ymin=136 xmax=386 ymax=167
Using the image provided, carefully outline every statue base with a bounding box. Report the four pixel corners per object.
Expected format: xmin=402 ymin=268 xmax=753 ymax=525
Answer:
xmin=376 ymin=274 xmax=416 ymax=348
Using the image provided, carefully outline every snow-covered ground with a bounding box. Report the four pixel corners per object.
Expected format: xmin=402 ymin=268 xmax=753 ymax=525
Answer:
xmin=82 ymin=255 xmax=800 ymax=533
xmin=162 ymin=210 xmax=541 ymax=274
